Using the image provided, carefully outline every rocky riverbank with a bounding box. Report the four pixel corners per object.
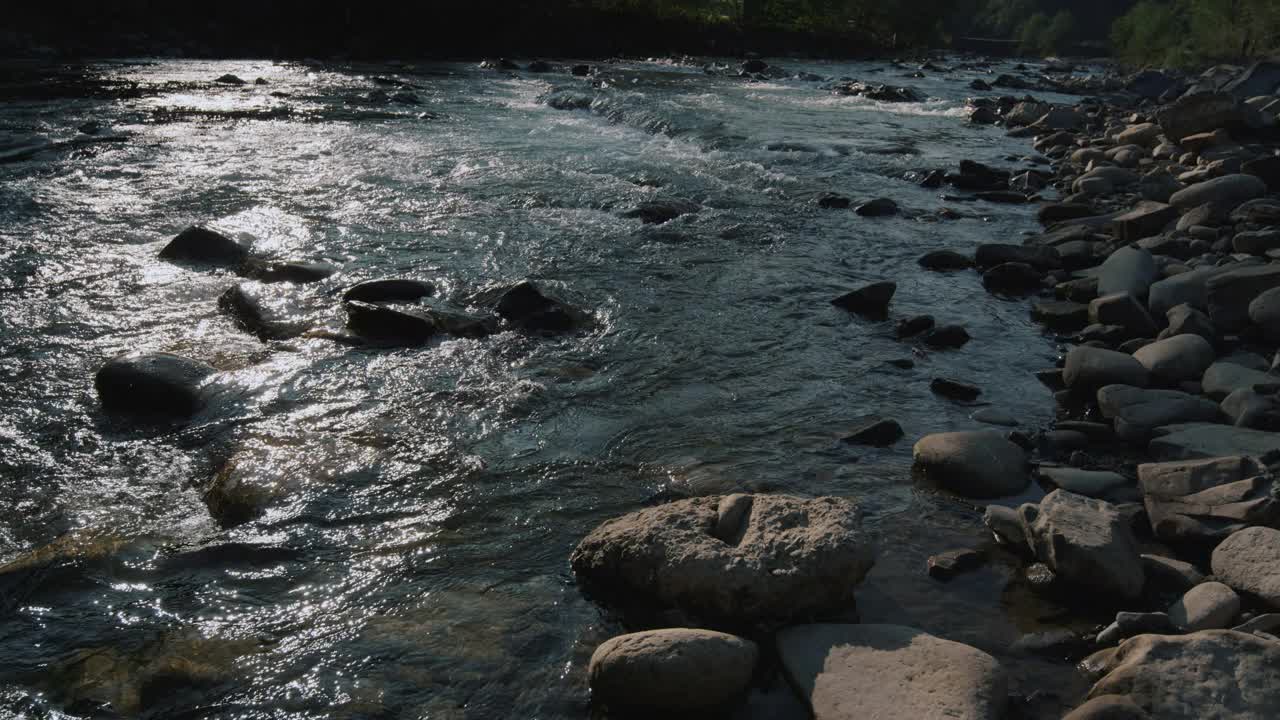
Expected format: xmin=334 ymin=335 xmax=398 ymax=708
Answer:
xmin=570 ymin=58 xmax=1280 ymax=718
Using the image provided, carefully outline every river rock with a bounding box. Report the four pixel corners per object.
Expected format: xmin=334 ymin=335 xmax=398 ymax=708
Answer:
xmin=1249 ymin=286 xmax=1280 ymax=339
xmin=1242 ymin=155 xmax=1280 ymax=190
xmin=1097 ymin=246 xmax=1159 ymax=298
xmin=1212 ymin=527 xmax=1280 ymax=608
xmin=1232 ymin=197 xmax=1280 ymax=225
xmin=1089 ymin=293 xmax=1158 ymax=338
xmin=1133 ymin=334 xmax=1216 ymax=384
xmin=158 ymin=226 xmax=249 ymax=268
xmin=918 ymin=249 xmax=972 ymax=271
xmin=1032 ymin=300 xmax=1090 ymax=330
xmin=1096 ymin=612 xmax=1178 ymax=646
xmin=776 ymin=624 xmax=1007 ymax=720
xmin=1114 ymin=202 xmax=1179 ymax=242
xmin=570 ymin=494 xmax=875 ymax=622
xmin=831 ymin=281 xmax=895 ymax=315
xmin=1169 ymin=174 xmax=1267 ymax=214
xmin=1017 ymin=490 xmax=1145 ymax=600
xmin=1099 ymin=385 xmax=1221 ymax=442
xmin=1170 ymin=582 xmax=1241 ymax=631
xmin=344 ymin=301 xmax=436 ymax=345
xmin=974 ymin=243 xmax=1060 ymax=270
xmin=1142 ymin=553 xmax=1206 ymax=591
xmin=923 ymin=324 xmax=970 ymax=348
xmin=1224 ymin=59 xmax=1280 ymax=98
xmin=1036 ymin=467 xmax=1129 ymax=498
xmin=95 ymin=351 xmax=215 ymax=416
xmin=1221 ymin=388 xmax=1280 ymax=429
xmin=1149 ymin=268 xmax=1219 ymax=317
xmin=930 ymin=378 xmax=981 ymax=402
xmin=1160 ymin=304 xmax=1215 ymax=342
xmin=983 ymin=262 xmax=1044 ymax=294
xmin=843 ymin=418 xmax=904 ymax=446
xmin=1156 ymin=91 xmax=1242 ymax=143
xmin=1085 ymin=630 xmax=1280 ymax=718
xmin=855 ymin=198 xmax=899 ymax=217
xmin=218 ymin=284 xmax=307 ymax=341
xmin=494 ymin=280 xmax=589 ymax=332
xmin=1149 ymin=423 xmax=1280 ymax=459
xmin=342 ymin=278 xmax=435 ymax=303
xmin=244 ymin=260 xmax=335 ymax=284
xmin=1207 ymin=264 xmax=1280 ymax=332
xmin=1201 ymin=362 xmax=1279 ymax=399
xmin=624 ymin=198 xmax=699 ymax=224
xmin=1064 ymin=346 xmax=1150 ymax=394
xmin=1235 ymin=230 xmax=1280 ymax=256
xmin=913 ymin=431 xmax=1028 ymax=498
xmin=588 ymin=629 xmax=757 ymax=712
xmin=1116 ymin=122 xmax=1162 ymax=147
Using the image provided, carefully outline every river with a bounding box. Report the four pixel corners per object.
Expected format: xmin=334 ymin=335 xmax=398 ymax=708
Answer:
xmin=1 ymin=57 xmax=1096 ymax=718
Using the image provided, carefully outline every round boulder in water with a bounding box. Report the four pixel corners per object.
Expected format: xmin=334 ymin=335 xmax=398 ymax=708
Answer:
xmin=571 ymin=494 xmax=875 ymax=623
xmin=158 ymin=226 xmax=249 ymax=268
xmin=589 ymin=629 xmax=758 ymax=712
xmin=494 ymin=280 xmax=589 ymax=332
xmin=95 ymin=352 xmax=216 ymax=416
xmin=913 ymin=431 xmax=1029 ymax=498
xmin=341 ymin=279 xmax=435 ymax=303
xmin=345 ymin=300 xmax=436 ymax=346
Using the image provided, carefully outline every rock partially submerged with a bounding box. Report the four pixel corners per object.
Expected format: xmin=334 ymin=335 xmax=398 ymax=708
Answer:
xmin=570 ymin=494 xmax=875 ymax=623
xmin=1018 ymin=490 xmax=1145 ymax=600
xmin=493 ymin=281 xmax=590 ymax=332
xmin=95 ymin=352 xmax=215 ymax=416
xmin=158 ymin=226 xmax=249 ymax=268
xmin=831 ymin=281 xmax=895 ymax=316
xmin=776 ymin=624 xmax=1008 ymax=720
xmin=1212 ymin=526 xmax=1280 ymax=609
xmin=913 ymin=431 xmax=1029 ymax=498
xmin=589 ymin=629 xmax=757 ymax=712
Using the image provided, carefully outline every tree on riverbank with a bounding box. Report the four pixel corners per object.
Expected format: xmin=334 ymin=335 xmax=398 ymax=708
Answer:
xmin=1111 ymin=0 xmax=1280 ymax=66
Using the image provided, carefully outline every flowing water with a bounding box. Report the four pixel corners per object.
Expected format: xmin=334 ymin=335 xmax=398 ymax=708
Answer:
xmin=1 ymin=57 xmax=1098 ymax=718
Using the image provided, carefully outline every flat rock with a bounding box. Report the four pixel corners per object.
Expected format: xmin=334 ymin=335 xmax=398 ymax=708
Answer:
xmin=1133 ymin=334 xmax=1216 ymax=384
xmin=1098 ymin=385 xmax=1219 ymax=444
xmin=1149 ymin=423 xmax=1280 ymax=459
xmin=1141 ymin=554 xmax=1206 ymax=591
xmin=95 ymin=352 xmax=215 ymax=416
xmin=974 ymin=243 xmax=1060 ymax=271
xmin=1201 ymin=362 xmax=1279 ymax=400
xmin=1018 ymin=490 xmax=1146 ymax=600
xmin=345 ymin=301 xmax=436 ymax=346
xmin=1113 ymin=201 xmax=1179 ymax=242
xmin=913 ymin=431 xmax=1029 ymax=498
xmin=1169 ymin=174 xmax=1267 ymax=214
xmin=1036 ymin=468 xmax=1130 ymax=498
xmin=1212 ymin=527 xmax=1280 ymax=609
xmin=570 ymin=494 xmax=875 ymax=622
xmin=776 ymin=624 xmax=1007 ymax=720
xmin=589 ymin=629 xmax=757 ymax=712
xmin=1085 ymin=630 xmax=1280 ymax=718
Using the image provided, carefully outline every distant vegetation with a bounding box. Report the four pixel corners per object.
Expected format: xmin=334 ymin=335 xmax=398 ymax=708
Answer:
xmin=5 ymin=0 xmax=1279 ymax=64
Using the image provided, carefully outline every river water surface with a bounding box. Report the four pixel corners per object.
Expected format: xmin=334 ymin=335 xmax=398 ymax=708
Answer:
xmin=2 ymin=57 xmax=1095 ymax=718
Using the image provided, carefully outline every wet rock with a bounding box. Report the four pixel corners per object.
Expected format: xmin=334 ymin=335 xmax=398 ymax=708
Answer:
xmin=817 ymin=193 xmax=850 ymax=209
xmin=526 ymin=60 xmax=552 ymax=72
xmin=930 ymin=377 xmax=981 ymax=402
xmin=1039 ymin=203 xmax=1097 ymax=224
xmin=1249 ymin=287 xmax=1280 ymax=340
xmin=971 ymin=408 xmax=1018 ymax=426
xmin=95 ymin=352 xmax=215 ymax=416
xmin=1084 ymin=630 xmax=1280 ymax=718
xmin=913 ymin=431 xmax=1028 ymax=498
xmin=1133 ymin=334 xmax=1216 ymax=384
xmin=1116 ymin=122 xmax=1163 ymax=147
xmin=975 ymin=243 xmax=1059 ymax=271
xmin=247 ymin=260 xmax=335 ymax=284
xmin=1064 ymin=346 xmax=1150 ymax=394
xmin=1207 ymin=265 xmax=1280 ymax=332
xmin=918 ymin=249 xmax=972 ymax=271
xmin=1156 ymin=92 xmax=1242 ymax=143
xmin=588 ymin=629 xmax=757 ymax=712
xmin=214 ymin=73 xmax=246 ymax=85
xmin=835 ymin=82 xmax=922 ymax=103
xmin=1142 ymin=553 xmax=1205 ymax=591
xmin=480 ymin=58 xmax=519 ymax=70
xmin=1212 ymin=527 xmax=1280 ymax=609
xmin=928 ymin=548 xmax=985 ymax=580
xmin=342 ymin=278 xmax=434 ymax=303
xmin=1099 ymin=384 xmax=1222 ymax=442
xmin=1169 ymin=174 xmax=1267 ymax=214
xmin=218 ymin=284 xmax=307 ymax=341
xmin=1089 ymin=293 xmax=1158 ymax=338
xmin=970 ymin=79 xmax=992 ymax=91
xmin=1097 ymin=246 xmax=1159 ymax=298
xmin=983 ymin=262 xmax=1044 ymax=294
xmin=1235 ymin=230 xmax=1280 ymax=256
xmin=923 ymin=324 xmax=970 ymax=349
xmin=854 ymin=198 xmax=899 ymax=217
xmin=1201 ymin=361 xmax=1279 ymax=400
xmin=1161 ymin=304 xmax=1216 ymax=343
xmin=843 ymin=418 xmax=903 ymax=446
xmin=1234 ymin=613 xmax=1280 ymax=634
xmin=1063 ymin=694 xmax=1151 ymax=720
xmin=494 ymin=281 xmax=589 ymax=332
xmin=570 ymin=494 xmax=875 ymax=623
xmin=624 ymin=199 xmax=699 ymax=224
xmin=895 ymin=315 xmax=934 ymax=338
xmin=1019 ymin=490 xmax=1145 ymax=600
xmin=1170 ymin=582 xmax=1241 ymax=631
xmin=776 ymin=624 xmax=1007 ymax=720
xmin=571 ymin=64 xmax=592 ymax=77
xmin=831 ymin=281 xmax=895 ymax=316
xmin=1221 ymin=388 xmax=1280 ymax=429
xmin=984 ymin=505 xmax=1030 ymax=552
xmin=1095 ymin=611 xmax=1177 ymax=646
xmin=1032 ymin=300 xmax=1090 ymax=331
xmin=344 ymin=301 xmax=436 ymax=346
xmin=742 ymin=59 xmax=769 ymax=74
xmin=158 ymin=226 xmax=249 ymax=268
xmin=1242 ymin=155 xmax=1280 ymax=190
xmin=1036 ymin=468 xmax=1129 ymax=498
xmin=421 ymin=305 xmax=499 ymax=339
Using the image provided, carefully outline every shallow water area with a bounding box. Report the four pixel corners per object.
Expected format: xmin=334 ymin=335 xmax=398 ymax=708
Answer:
xmin=0 ymin=56 xmax=1098 ymax=717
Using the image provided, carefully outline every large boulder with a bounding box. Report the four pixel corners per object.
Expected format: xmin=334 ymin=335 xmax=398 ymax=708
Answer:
xmin=1064 ymin=346 xmax=1150 ymax=394
xmin=1169 ymin=174 xmax=1267 ymax=214
xmin=1133 ymin=334 xmax=1216 ymax=384
xmin=1097 ymin=385 xmax=1221 ymax=442
xmin=344 ymin=300 xmax=436 ymax=346
xmin=1149 ymin=423 xmax=1280 ymax=459
xmin=1201 ymin=362 xmax=1279 ymax=400
xmin=588 ymin=629 xmax=757 ymax=712
xmin=1156 ymin=92 xmax=1242 ymax=143
xmin=1207 ymin=265 xmax=1280 ymax=332
xmin=1149 ymin=268 xmax=1224 ymax=317
xmin=1212 ymin=526 xmax=1280 ymax=608
xmin=831 ymin=281 xmax=895 ymax=315
xmin=341 ymin=278 xmax=435 ymax=303
xmin=777 ymin=624 xmax=1007 ymax=720
xmin=493 ymin=281 xmax=589 ymax=332
xmin=95 ymin=352 xmax=216 ymax=416
xmin=912 ymin=431 xmax=1029 ymax=498
xmin=1169 ymin=582 xmax=1241 ymax=631
xmin=1223 ymin=59 xmax=1280 ymax=99
xmin=1113 ymin=202 xmax=1179 ymax=242
xmin=1097 ymin=246 xmax=1159 ymax=298
xmin=1018 ymin=490 xmax=1145 ymax=600
xmin=158 ymin=226 xmax=249 ymax=268
xmin=570 ymin=494 xmax=875 ymax=622
xmin=1084 ymin=630 xmax=1280 ymax=718
xmin=1137 ymin=454 xmax=1278 ymax=541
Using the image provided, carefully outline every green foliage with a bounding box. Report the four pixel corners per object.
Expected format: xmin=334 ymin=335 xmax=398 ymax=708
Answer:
xmin=1016 ymin=9 xmax=1076 ymax=54
xmin=1111 ymin=0 xmax=1280 ymax=66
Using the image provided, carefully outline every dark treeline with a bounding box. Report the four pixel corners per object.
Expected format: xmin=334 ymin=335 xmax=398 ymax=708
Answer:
xmin=4 ymin=1 xmax=1278 ymax=63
